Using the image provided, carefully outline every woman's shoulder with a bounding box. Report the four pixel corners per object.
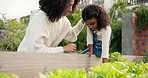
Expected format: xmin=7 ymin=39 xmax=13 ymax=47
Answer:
xmin=29 ymin=10 xmax=48 ymax=23
xmin=62 ymin=16 xmax=70 ymax=22
xmin=33 ymin=10 xmax=47 ymax=19
xmin=60 ymin=16 xmax=71 ymax=25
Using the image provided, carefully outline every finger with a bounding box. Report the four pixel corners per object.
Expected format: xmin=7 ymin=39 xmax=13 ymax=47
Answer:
xmin=73 ymin=47 xmax=77 ymax=50
xmin=89 ymin=53 xmax=92 ymax=56
xmin=71 ymin=49 xmax=75 ymax=52
xmin=72 ymin=44 xmax=76 ymax=48
xmin=85 ymin=52 xmax=90 ymax=54
xmin=89 ymin=54 xmax=91 ymax=57
xmin=73 ymin=48 xmax=76 ymax=52
xmin=73 ymin=46 xmax=76 ymax=48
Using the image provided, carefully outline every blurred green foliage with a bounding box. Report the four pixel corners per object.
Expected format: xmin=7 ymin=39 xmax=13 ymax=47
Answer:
xmin=0 ymin=73 xmax=20 ymax=78
xmin=110 ymin=21 xmax=122 ymax=53
xmin=109 ymin=52 xmax=127 ymax=62
xmin=109 ymin=0 xmax=133 ymax=21
xmin=134 ymin=5 xmax=148 ymax=31
xmin=0 ymin=14 xmax=27 ymax=51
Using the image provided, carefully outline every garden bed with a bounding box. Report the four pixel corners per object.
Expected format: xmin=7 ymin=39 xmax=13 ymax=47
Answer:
xmin=0 ymin=52 xmax=144 ymax=78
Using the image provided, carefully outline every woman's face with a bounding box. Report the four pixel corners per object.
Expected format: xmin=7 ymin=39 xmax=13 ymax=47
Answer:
xmin=85 ymin=18 xmax=97 ymax=30
xmin=62 ymin=0 xmax=74 ymax=16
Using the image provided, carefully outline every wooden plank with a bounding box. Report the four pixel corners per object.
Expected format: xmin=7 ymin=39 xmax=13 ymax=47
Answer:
xmin=0 ymin=52 xmax=143 ymax=78
xmin=122 ymin=55 xmax=144 ymax=62
xmin=0 ymin=52 xmax=101 ymax=78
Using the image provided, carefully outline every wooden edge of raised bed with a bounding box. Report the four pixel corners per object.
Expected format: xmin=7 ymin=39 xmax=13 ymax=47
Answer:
xmin=0 ymin=52 xmax=100 ymax=78
xmin=0 ymin=52 xmax=143 ymax=78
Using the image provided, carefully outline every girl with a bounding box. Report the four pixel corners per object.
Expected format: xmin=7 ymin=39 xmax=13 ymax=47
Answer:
xmin=81 ymin=4 xmax=112 ymax=63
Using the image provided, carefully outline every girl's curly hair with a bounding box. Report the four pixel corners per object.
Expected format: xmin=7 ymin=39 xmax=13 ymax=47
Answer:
xmin=39 ymin=0 xmax=80 ymax=22
xmin=82 ymin=4 xmax=111 ymax=30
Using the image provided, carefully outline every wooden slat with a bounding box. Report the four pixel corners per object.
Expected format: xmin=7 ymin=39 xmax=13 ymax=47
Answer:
xmin=0 ymin=52 xmax=143 ymax=78
xmin=122 ymin=55 xmax=144 ymax=62
xmin=0 ymin=52 xmax=100 ymax=78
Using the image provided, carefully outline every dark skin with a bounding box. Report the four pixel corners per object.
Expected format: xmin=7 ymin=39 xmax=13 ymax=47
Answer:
xmin=102 ymin=58 xmax=108 ymax=63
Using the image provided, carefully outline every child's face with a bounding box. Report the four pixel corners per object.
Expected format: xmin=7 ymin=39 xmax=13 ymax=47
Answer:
xmin=85 ymin=18 xmax=97 ymax=30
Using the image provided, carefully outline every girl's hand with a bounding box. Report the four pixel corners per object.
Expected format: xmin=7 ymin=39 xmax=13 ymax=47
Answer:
xmin=85 ymin=52 xmax=92 ymax=56
xmin=102 ymin=58 xmax=108 ymax=63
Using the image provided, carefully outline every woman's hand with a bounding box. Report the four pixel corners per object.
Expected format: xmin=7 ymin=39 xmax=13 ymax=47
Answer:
xmin=102 ymin=58 xmax=108 ymax=63
xmin=63 ymin=43 xmax=76 ymax=52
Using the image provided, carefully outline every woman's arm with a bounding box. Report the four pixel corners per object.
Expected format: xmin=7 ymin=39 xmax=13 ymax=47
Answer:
xmin=18 ymin=12 xmax=64 ymax=53
xmin=64 ymin=18 xmax=85 ymax=42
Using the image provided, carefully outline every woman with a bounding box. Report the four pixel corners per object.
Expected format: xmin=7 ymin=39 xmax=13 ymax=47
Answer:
xmin=17 ymin=0 xmax=84 ymax=53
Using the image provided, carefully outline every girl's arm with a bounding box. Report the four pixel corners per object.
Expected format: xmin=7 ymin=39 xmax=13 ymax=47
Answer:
xmin=87 ymin=27 xmax=93 ymax=56
xmin=88 ymin=44 xmax=93 ymax=56
xmin=101 ymin=26 xmax=112 ymax=63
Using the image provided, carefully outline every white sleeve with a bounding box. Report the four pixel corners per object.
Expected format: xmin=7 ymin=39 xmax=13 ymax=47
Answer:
xmin=18 ymin=12 xmax=64 ymax=53
xmin=101 ymin=26 xmax=111 ymax=58
xmin=87 ymin=27 xmax=93 ymax=45
xmin=64 ymin=18 xmax=84 ymax=42
xmin=33 ymin=35 xmax=64 ymax=53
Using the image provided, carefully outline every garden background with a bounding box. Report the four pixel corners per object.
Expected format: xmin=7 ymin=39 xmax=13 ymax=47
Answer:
xmin=0 ymin=0 xmax=148 ymax=55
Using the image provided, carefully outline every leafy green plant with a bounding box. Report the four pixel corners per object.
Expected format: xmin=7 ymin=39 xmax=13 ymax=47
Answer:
xmin=109 ymin=52 xmax=127 ymax=62
xmin=0 ymin=73 xmax=20 ymax=78
xmin=91 ymin=62 xmax=148 ymax=78
xmin=39 ymin=68 xmax=87 ymax=78
xmin=39 ymin=62 xmax=148 ymax=78
xmin=143 ymin=56 xmax=148 ymax=63
xmin=134 ymin=5 xmax=148 ymax=31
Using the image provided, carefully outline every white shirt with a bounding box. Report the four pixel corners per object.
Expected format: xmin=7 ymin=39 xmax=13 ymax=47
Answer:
xmin=87 ymin=26 xmax=111 ymax=58
xmin=17 ymin=10 xmax=84 ymax=53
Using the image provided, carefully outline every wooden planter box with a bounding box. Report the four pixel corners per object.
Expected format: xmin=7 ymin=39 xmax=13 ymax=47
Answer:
xmin=0 ymin=52 xmax=142 ymax=78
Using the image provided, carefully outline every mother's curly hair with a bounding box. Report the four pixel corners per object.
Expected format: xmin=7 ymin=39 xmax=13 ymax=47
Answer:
xmin=82 ymin=4 xmax=111 ymax=30
xmin=39 ymin=0 xmax=80 ymax=22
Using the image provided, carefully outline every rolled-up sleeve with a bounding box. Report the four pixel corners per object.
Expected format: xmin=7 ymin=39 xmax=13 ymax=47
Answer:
xmin=101 ymin=26 xmax=111 ymax=58
xmin=87 ymin=27 xmax=93 ymax=45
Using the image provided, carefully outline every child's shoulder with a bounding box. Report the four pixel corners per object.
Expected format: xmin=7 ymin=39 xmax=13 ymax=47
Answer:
xmin=101 ymin=26 xmax=111 ymax=31
xmin=106 ymin=25 xmax=111 ymax=28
